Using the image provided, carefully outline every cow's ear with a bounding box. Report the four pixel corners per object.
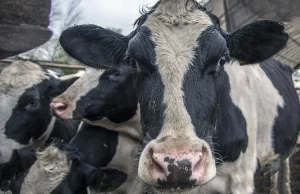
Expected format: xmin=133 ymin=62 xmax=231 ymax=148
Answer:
xmin=60 ymin=24 xmax=129 ymax=69
xmin=226 ymin=20 xmax=288 ymax=65
xmin=56 ymin=75 xmax=81 ymax=94
xmin=84 ymin=167 xmax=127 ymax=192
xmin=49 ymin=74 xmax=80 ymax=97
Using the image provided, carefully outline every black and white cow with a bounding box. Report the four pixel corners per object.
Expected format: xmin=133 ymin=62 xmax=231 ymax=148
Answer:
xmin=0 ymin=144 xmax=127 ymax=194
xmin=50 ymin=67 xmax=143 ymax=194
xmin=0 ymin=60 xmax=79 ymax=164
xmin=58 ymin=0 xmax=300 ymax=193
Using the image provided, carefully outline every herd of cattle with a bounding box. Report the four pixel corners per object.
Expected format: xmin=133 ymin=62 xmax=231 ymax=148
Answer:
xmin=1 ymin=0 xmax=300 ymax=194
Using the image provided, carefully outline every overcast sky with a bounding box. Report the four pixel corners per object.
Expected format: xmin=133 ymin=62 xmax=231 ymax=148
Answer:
xmin=49 ymin=0 xmax=157 ymax=35
xmin=81 ymin=0 xmax=156 ymax=35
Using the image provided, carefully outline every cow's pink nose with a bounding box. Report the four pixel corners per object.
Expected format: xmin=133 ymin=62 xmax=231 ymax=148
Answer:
xmin=50 ymin=101 xmax=68 ymax=116
xmin=151 ymin=151 xmax=206 ymax=188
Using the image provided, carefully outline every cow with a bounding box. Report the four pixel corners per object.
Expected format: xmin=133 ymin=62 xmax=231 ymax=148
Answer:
xmin=0 ymin=60 xmax=79 ymax=164
xmin=0 ymin=143 xmax=127 ymax=194
xmin=50 ymin=67 xmax=143 ymax=194
xmin=58 ymin=0 xmax=300 ymax=193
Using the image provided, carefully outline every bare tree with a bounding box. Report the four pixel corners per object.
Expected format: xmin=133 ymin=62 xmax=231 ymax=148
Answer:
xmin=63 ymin=0 xmax=82 ymax=29
xmin=19 ymin=0 xmax=83 ymax=62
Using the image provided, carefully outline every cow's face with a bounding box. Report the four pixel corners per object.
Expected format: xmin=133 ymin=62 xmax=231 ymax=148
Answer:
xmin=0 ymin=61 xmax=77 ymax=163
xmin=1 ymin=145 xmax=127 ymax=194
xmin=51 ymin=65 xmax=137 ymax=122
xmin=58 ymin=0 xmax=288 ymax=192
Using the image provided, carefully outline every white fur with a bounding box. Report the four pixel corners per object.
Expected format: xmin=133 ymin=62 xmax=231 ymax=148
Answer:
xmin=20 ymin=145 xmax=70 ymax=194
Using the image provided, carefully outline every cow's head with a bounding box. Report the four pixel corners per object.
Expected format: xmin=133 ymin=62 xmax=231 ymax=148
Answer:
xmin=0 ymin=60 xmax=78 ymax=163
xmin=58 ymin=0 xmax=288 ymax=192
xmin=0 ymin=144 xmax=127 ymax=194
xmin=50 ymin=39 xmax=137 ymax=123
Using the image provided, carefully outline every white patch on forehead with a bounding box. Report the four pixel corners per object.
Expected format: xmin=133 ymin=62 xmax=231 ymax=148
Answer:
xmin=56 ymin=68 xmax=105 ymax=115
xmin=0 ymin=61 xmax=49 ymax=93
xmin=20 ymin=145 xmax=70 ymax=194
xmin=144 ymin=0 xmax=212 ymax=138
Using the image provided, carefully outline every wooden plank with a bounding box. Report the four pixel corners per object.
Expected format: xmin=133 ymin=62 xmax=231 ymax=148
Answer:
xmin=0 ymin=59 xmax=85 ymax=70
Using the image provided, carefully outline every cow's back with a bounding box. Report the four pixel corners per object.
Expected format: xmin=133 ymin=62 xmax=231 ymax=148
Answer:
xmin=259 ymin=59 xmax=300 ymax=159
xmin=224 ymin=59 xmax=300 ymax=165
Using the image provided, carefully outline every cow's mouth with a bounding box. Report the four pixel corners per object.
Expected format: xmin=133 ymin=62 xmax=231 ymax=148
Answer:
xmin=149 ymin=177 xmax=215 ymax=194
xmin=151 ymin=184 xmax=200 ymax=194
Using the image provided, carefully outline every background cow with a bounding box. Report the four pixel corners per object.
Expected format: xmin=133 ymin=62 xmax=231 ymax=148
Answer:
xmin=51 ymin=67 xmax=143 ymax=194
xmin=0 ymin=144 xmax=127 ymax=194
xmin=58 ymin=0 xmax=300 ymax=193
xmin=0 ymin=60 xmax=79 ymax=164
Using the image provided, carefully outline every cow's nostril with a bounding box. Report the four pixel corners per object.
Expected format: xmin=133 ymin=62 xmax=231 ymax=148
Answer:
xmin=193 ymin=156 xmax=202 ymax=173
xmin=152 ymin=155 xmax=166 ymax=175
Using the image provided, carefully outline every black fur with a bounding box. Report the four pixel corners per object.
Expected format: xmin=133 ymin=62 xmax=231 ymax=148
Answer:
xmin=70 ymin=123 xmax=118 ymax=167
xmin=0 ymin=150 xmax=36 ymax=193
xmin=213 ymin=72 xmax=248 ymax=162
xmin=226 ymin=20 xmax=288 ymax=64
xmin=60 ymin=25 xmax=130 ymax=69
xmin=259 ymin=59 xmax=300 ymax=159
xmin=2 ymin=143 xmax=126 ymax=194
xmin=51 ymin=144 xmax=126 ymax=194
xmin=72 ymin=65 xmax=138 ymax=123
xmin=5 ymin=80 xmax=55 ymax=144
xmin=127 ymin=27 xmax=165 ymax=142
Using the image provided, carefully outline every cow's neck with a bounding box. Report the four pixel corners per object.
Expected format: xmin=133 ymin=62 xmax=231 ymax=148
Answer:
xmin=82 ymin=105 xmax=142 ymax=141
xmin=23 ymin=116 xmax=56 ymax=150
xmin=0 ymin=116 xmax=56 ymax=164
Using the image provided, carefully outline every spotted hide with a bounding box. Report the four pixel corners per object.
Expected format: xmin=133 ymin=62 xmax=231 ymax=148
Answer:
xmin=0 ymin=60 xmax=79 ymax=165
xmin=51 ymin=66 xmax=143 ymax=194
xmin=58 ymin=1 xmax=300 ymax=193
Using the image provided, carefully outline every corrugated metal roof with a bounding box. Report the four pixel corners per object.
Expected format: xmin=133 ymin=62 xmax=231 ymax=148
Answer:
xmin=220 ymin=0 xmax=300 ymax=69
xmin=275 ymin=17 xmax=300 ymax=69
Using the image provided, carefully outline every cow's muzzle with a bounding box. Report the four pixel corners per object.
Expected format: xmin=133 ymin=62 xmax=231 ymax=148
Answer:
xmin=138 ymin=138 xmax=216 ymax=191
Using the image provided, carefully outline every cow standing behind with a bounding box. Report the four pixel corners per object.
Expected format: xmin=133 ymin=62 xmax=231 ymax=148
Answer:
xmin=0 ymin=144 xmax=127 ymax=194
xmin=0 ymin=60 xmax=79 ymax=165
xmin=59 ymin=0 xmax=300 ymax=193
xmin=51 ymin=66 xmax=143 ymax=194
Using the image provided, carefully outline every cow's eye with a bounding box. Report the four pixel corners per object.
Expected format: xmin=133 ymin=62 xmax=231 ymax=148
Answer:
xmin=128 ymin=58 xmax=138 ymax=68
xmin=218 ymin=55 xmax=229 ymax=67
xmin=26 ymin=99 xmax=39 ymax=110
xmin=113 ymin=71 xmax=121 ymax=77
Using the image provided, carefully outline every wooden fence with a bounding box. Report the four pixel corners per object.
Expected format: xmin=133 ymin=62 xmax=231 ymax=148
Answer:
xmin=0 ymin=59 xmax=85 ymax=74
